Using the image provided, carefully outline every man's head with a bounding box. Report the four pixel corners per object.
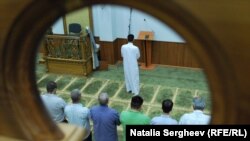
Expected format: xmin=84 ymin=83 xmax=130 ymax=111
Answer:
xmin=162 ymin=99 xmax=174 ymax=114
xmin=46 ymin=81 xmax=57 ymax=93
xmin=193 ymin=97 xmax=206 ymax=110
xmin=98 ymin=92 xmax=109 ymax=105
xmin=127 ymin=34 xmax=134 ymax=42
xmin=131 ymin=95 xmax=143 ymax=110
xmin=71 ymin=89 xmax=81 ymax=103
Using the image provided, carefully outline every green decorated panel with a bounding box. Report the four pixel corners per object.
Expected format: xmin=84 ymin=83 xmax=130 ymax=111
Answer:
xmin=110 ymin=102 xmax=128 ymax=114
xmin=101 ymin=81 xmax=121 ymax=98
xmin=140 ymin=85 xmax=155 ymax=103
xmin=175 ymin=89 xmax=195 ymax=109
xmin=66 ymin=77 xmax=87 ymax=92
xmin=80 ymin=96 xmax=92 ymax=107
xmin=83 ymin=80 xmax=103 ymax=95
xmin=56 ymin=76 xmax=73 ymax=90
xmin=117 ymin=86 xmax=134 ymax=100
xmin=148 ymin=107 xmax=162 ymax=118
xmin=155 ymin=87 xmax=175 ymax=105
xmin=88 ymin=99 xmax=99 ymax=108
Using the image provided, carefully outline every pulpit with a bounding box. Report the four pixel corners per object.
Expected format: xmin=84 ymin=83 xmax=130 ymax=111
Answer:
xmin=138 ymin=31 xmax=155 ymax=69
xmin=44 ymin=34 xmax=93 ymax=76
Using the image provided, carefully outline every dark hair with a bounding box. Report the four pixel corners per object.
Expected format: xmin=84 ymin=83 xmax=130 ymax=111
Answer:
xmin=46 ymin=81 xmax=57 ymax=93
xmin=162 ymin=99 xmax=173 ymax=113
xmin=131 ymin=95 xmax=143 ymax=109
xmin=127 ymin=34 xmax=134 ymax=42
xmin=71 ymin=89 xmax=81 ymax=103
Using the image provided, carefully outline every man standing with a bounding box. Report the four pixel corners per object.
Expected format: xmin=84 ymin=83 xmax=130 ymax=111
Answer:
xmin=179 ymin=96 xmax=211 ymax=125
xmin=150 ymin=99 xmax=178 ymax=125
xmin=120 ymin=95 xmax=150 ymax=141
xmin=90 ymin=92 xmax=120 ymax=141
xmin=64 ymin=89 xmax=91 ymax=141
xmin=121 ymin=34 xmax=140 ymax=95
xmin=41 ymin=81 xmax=67 ymax=123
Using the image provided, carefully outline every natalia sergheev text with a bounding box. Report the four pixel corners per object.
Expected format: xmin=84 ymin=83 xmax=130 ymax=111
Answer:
xmin=128 ymin=128 xmax=248 ymax=139
xmin=130 ymin=129 xmax=205 ymax=138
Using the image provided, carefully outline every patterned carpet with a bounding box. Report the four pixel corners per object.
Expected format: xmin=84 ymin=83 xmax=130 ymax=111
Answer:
xmin=36 ymin=63 xmax=211 ymax=140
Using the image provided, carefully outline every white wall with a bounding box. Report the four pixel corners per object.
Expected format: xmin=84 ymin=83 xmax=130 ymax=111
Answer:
xmin=112 ymin=6 xmax=131 ymax=38
xmin=51 ymin=17 xmax=64 ymax=34
xmin=92 ymin=5 xmax=114 ymax=41
xmin=92 ymin=5 xmax=185 ymax=42
xmin=51 ymin=5 xmax=184 ymax=42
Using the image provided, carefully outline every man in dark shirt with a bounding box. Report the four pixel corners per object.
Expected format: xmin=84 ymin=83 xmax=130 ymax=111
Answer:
xmin=90 ymin=92 xmax=120 ymax=141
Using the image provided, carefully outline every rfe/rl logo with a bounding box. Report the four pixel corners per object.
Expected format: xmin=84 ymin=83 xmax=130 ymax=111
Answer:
xmin=210 ymin=129 xmax=244 ymax=136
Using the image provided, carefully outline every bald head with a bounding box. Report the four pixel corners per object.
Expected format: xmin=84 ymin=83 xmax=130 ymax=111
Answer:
xmin=71 ymin=89 xmax=81 ymax=103
xmin=98 ymin=92 xmax=109 ymax=105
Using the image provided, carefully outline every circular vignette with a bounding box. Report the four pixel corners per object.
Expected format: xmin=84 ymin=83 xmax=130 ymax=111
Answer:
xmin=2 ymin=0 xmax=240 ymax=140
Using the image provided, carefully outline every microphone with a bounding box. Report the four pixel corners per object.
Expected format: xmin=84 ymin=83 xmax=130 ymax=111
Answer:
xmin=128 ymin=8 xmax=133 ymax=34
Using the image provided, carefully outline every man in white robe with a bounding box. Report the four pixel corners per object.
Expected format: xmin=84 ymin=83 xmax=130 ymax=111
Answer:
xmin=121 ymin=34 xmax=140 ymax=95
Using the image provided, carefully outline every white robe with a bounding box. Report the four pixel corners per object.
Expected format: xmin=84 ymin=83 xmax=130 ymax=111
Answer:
xmin=121 ymin=42 xmax=140 ymax=95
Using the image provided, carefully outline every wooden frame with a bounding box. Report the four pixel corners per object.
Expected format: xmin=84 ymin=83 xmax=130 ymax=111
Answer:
xmin=1 ymin=0 xmax=250 ymax=140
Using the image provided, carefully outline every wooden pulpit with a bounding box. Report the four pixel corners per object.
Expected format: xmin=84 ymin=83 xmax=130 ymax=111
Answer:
xmin=138 ymin=31 xmax=155 ymax=69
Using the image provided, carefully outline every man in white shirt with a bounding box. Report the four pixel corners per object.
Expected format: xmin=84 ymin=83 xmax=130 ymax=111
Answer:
xmin=150 ymin=99 xmax=178 ymax=125
xmin=121 ymin=34 xmax=140 ymax=95
xmin=179 ymin=96 xmax=211 ymax=125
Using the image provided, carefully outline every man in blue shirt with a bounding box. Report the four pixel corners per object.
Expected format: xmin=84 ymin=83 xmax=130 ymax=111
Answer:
xmin=64 ymin=89 xmax=91 ymax=141
xmin=90 ymin=92 xmax=120 ymax=141
xmin=41 ymin=81 xmax=66 ymax=123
